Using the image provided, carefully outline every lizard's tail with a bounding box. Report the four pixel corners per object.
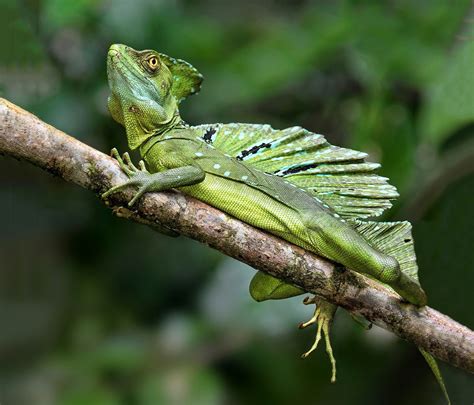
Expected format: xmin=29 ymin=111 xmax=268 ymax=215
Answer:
xmin=419 ymin=348 xmax=451 ymax=405
xmin=349 ymin=219 xmax=448 ymax=402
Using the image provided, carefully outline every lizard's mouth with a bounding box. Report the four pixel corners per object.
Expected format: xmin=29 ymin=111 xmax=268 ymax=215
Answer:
xmin=107 ymin=45 xmax=131 ymax=79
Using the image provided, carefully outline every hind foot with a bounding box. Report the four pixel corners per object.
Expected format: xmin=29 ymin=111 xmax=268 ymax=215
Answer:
xmin=299 ymin=296 xmax=338 ymax=383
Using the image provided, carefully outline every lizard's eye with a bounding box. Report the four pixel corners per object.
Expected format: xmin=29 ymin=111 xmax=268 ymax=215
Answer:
xmin=147 ymin=56 xmax=159 ymax=71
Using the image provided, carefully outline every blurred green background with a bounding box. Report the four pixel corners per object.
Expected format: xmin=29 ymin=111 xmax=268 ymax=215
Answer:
xmin=1 ymin=0 xmax=473 ymax=404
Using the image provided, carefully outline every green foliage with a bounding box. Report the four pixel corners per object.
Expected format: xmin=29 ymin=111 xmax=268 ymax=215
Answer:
xmin=43 ymin=0 xmax=98 ymax=30
xmin=420 ymin=27 xmax=474 ymax=145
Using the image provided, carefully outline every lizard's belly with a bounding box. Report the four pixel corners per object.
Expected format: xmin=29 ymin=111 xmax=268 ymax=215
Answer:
xmin=179 ymin=174 xmax=383 ymax=272
xmin=179 ymin=174 xmax=309 ymax=244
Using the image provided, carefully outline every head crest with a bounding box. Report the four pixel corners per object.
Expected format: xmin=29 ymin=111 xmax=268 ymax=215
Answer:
xmin=159 ymin=53 xmax=203 ymax=103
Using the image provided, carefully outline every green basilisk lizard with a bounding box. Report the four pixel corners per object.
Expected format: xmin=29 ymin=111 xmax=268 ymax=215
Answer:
xmin=102 ymin=44 xmax=448 ymax=400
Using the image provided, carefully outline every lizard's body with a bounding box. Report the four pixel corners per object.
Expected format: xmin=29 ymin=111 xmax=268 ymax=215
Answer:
xmin=141 ymin=128 xmax=400 ymax=284
xmin=101 ymin=44 xmax=449 ymax=398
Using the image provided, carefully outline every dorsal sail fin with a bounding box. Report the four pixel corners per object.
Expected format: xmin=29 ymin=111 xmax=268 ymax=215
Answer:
xmin=193 ymin=123 xmax=399 ymax=219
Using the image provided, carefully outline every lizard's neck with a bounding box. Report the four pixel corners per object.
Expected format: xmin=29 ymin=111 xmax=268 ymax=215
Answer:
xmin=139 ymin=117 xmax=191 ymax=157
xmin=130 ymin=109 xmax=187 ymax=150
xmin=150 ymin=110 xmax=187 ymax=136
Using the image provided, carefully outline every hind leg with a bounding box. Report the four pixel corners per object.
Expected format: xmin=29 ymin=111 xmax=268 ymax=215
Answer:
xmin=338 ymin=246 xmax=427 ymax=306
xmin=303 ymin=218 xmax=427 ymax=306
xmin=249 ymin=271 xmax=303 ymax=301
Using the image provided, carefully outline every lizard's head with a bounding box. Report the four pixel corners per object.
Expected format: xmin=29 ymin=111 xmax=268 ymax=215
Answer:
xmin=107 ymin=44 xmax=203 ymax=149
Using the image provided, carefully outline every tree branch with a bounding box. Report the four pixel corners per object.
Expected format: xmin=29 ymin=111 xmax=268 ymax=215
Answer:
xmin=1 ymin=97 xmax=473 ymax=373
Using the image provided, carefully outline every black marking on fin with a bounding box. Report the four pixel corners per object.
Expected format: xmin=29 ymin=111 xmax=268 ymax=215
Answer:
xmin=236 ymin=142 xmax=272 ymax=161
xmin=203 ymin=127 xmax=216 ymax=143
xmin=277 ymin=162 xmax=320 ymax=176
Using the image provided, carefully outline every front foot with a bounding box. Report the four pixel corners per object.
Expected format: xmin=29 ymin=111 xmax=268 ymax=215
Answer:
xmin=102 ymin=148 xmax=151 ymax=206
xmin=299 ymin=296 xmax=338 ymax=383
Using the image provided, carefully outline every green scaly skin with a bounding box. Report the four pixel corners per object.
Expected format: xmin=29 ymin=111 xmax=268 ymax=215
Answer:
xmin=102 ymin=45 xmax=447 ymax=395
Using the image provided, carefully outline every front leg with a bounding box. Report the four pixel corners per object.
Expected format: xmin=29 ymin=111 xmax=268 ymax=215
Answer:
xmin=102 ymin=148 xmax=205 ymax=206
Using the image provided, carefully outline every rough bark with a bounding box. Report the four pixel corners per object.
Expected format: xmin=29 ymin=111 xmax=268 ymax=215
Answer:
xmin=0 ymin=97 xmax=473 ymax=373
